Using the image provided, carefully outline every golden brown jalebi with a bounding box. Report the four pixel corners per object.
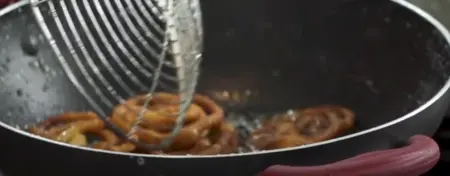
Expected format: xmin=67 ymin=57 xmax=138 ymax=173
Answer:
xmin=28 ymin=92 xmax=355 ymax=155
xmin=111 ymin=92 xmax=237 ymax=153
xmin=151 ymin=122 xmax=238 ymax=155
xmin=247 ymin=105 xmax=355 ymax=150
xmin=28 ymin=92 xmax=239 ymax=155
xmin=28 ymin=112 xmax=135 ymax=152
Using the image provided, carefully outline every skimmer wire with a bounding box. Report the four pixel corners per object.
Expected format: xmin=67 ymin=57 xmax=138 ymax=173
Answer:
xmin=29 ymin=0 xmax=203 ymax=150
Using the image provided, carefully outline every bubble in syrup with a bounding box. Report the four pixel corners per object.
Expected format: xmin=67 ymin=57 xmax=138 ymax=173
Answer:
xmin=16 ymin=89 xmax=23 ymax=97
xmin=42 ymin=84 xmax=49 ymax=92
xmin=136 ymin=157 xmax=145 ymax=166
xmin=20 ymin=34 xmax=40 ymax=56
xmin=28 ymin=60 xmax=49 ymax=74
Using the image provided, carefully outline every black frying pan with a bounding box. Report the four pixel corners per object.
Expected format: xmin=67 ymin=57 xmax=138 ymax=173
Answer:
xmin=0 ymin=0 xmax=448 ymax=175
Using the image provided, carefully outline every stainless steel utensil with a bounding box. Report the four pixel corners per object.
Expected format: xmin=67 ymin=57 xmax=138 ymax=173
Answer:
xmin=27 ymin=0 xmax=203 ymax=150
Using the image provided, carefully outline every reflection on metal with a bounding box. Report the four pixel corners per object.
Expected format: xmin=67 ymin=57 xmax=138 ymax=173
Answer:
xmin=210 ymin=90 xmax=258 ymax=105
xmin=406 ymin=0 xmax=450 ymax=31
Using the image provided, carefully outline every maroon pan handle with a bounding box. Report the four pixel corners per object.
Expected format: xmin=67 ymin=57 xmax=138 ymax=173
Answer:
xmin=0 ymin=0 xmax=15 ymax=8
xmin=262 ymin=135 xmax=440 ymax=176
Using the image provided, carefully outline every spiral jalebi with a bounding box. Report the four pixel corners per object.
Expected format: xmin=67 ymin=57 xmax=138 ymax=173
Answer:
xmin=28 ymin=93 xmax=355 ymax=154
xmin=247 ymin=105 xmax=355 ymax=150
xmin=111 ymin=92 xmax=238 ymax=154
xmin=28 ymin=112 xmax=135 ymax=152
xmin=28 ymin=92 xmax=239 ymax=155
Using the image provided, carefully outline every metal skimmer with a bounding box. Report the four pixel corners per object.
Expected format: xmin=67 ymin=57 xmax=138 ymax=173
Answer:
xmin=28 ymin=0 xmax=203 ymax=150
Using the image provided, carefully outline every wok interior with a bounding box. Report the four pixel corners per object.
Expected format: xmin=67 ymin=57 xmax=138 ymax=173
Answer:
xmin=0 ymin=1 xmax=449 ymax=142
xmin=196 ymin=0 xmax=450 ymax=130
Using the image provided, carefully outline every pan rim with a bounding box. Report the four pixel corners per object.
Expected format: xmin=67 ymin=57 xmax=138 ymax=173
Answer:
xmin=0 ymin=0 xmax=449 ymax=159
